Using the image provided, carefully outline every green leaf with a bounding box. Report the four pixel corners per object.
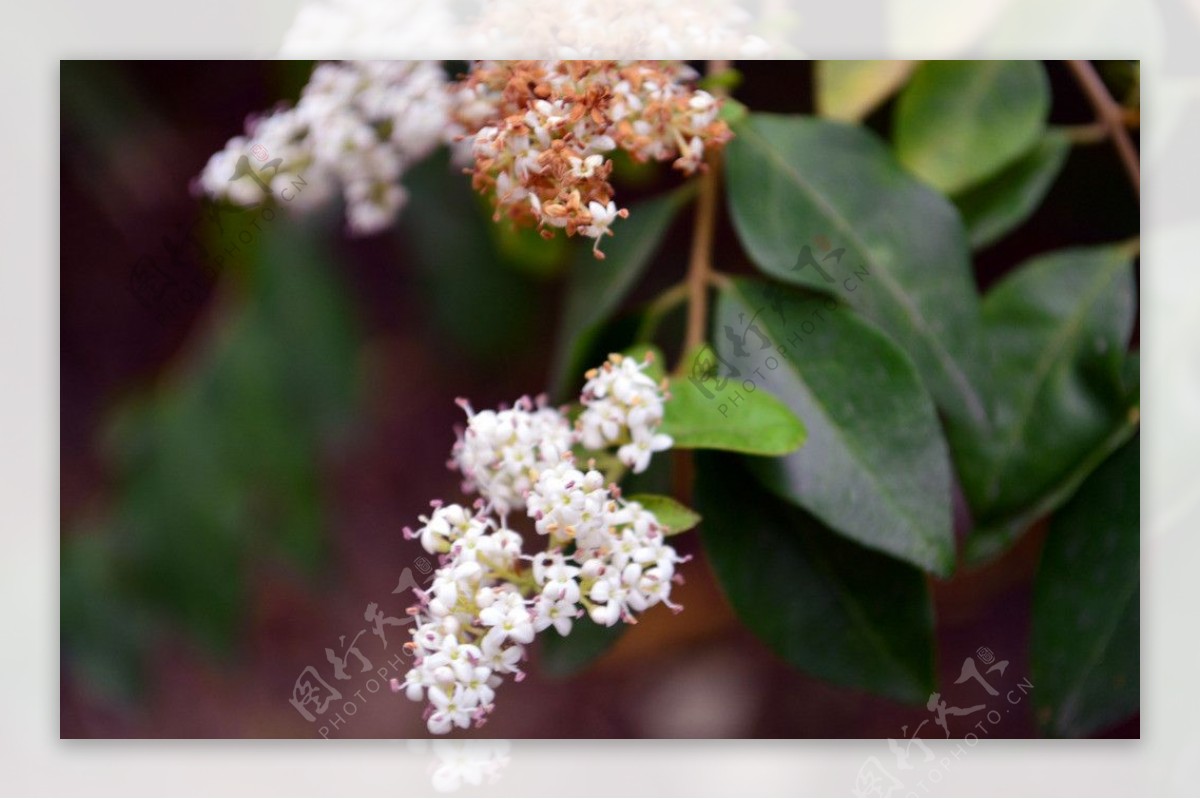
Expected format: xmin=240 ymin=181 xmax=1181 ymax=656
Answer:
xmin=539 ymin=618 xmax=626 ymax=677
xmin=626 ymin=493 xmax=701 ymax=535
xmin=696 ymin=453 xmax=936 ymax=704
xmin=549 ymin=189 xmax=691 ymax=398
xmin=1031 ymin=437 xmax=1139 ymax=737
xmin=964 ymin=411 xmax=1137 ymax=564
xmin=724 ymin=113 xmax=987 ymax=430
xmin=487 ymin=213 xmax=569 ymax=278
xmin=894 ymin=60 xmax=1050 ymax=194
xmin=815 ymin=60 xmax=917 ymax=122
xmin=955 ymin=131 xmax=1070 ymax=250
xmin=715 ymin=278 xmax=954 ymax=576
xmin=699 ymin=66 xmax=744 ymax=94
xmin=662 ymin=347 xmax=806 ymax=455
xmin=718 ymin=96 xmax=749 ymax=126
xmin=949 ymin=244 xmax=1138 ymax=559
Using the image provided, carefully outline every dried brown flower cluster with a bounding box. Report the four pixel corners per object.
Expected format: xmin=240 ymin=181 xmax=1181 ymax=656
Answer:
xmin=451 ymin=60 xmax=733 ymax=257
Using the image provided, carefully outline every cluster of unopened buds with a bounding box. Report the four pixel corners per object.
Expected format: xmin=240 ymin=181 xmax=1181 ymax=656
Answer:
xmin=197 ymin=60 xmax=732 ymax=254
xmin=394 ymin=353 xmax=686 ymax=734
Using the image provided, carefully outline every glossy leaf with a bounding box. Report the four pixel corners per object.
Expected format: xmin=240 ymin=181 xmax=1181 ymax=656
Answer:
xmin=816 ymin=60 xmax=916 ymax=122
xmin=696 ymin=453 xmax=936 ymax=704
xmin=949 ymin=244 xmax=1138 ymax=559
xmin=894 ymin=60 xmax=1050 ymax=193
xmin=716 ymin=278 xmax=954 ymax=576
xmin=1031 ymin=437 xmax=1139 ymax=737
xmin=626 ymin=493 xmax=701 ymax=536
xmin=549 ymin=189 xmax=690 ymax=398
xmin=955 ymin=131 xmax=1071 ymax=250
xmin=725 ymin=113 xmax=987 ymax=430
xmin=661 ymin=347 xmax=806 ymax=456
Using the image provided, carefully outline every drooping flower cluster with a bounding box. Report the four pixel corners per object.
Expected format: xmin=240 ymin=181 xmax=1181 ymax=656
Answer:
xmin=397 ymin=354 xmax=684 ymax=734
xmin=196 ymin=60 xmax=450 ymax=234
xmin=577 ymin=352 xmax=673 ymax=473
xmin=452 ymin=60 xmax=733 ymax=256
xmin=197 ymin=60 xmax=733 ymax=252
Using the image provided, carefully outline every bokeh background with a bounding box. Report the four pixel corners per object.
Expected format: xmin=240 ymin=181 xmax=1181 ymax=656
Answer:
xmin=60 ymin=60 xmax=1139 ymax=739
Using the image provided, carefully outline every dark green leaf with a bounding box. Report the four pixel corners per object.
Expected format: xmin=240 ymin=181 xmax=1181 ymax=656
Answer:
xmin=626 ymin=493 xmax=701 ymax=535
xmin=949 ymin=244 xmax=1138 ymax=559
xmin=696 ymin=453 xmax=936 ymax=704
xmin=815 ymin=60 xmax=917 ymax=122
xmin=725 ymin=113 xmax=988 ymax=430
xmin=955 ymin=131 xmax=1070 ymax=250
xmin=539 ymin=618 xmax=626 ymax=677
xmin=401 ymin=149 xmax=542 ymax=364
xmin=1031 ymin=437 xmax=1139 ymax=737
xmin=715 ymin=278 xmax=954 ymax=576
xmin=549 ymin=189 xmax=691 ymax=398
xmin=894 ymin=60 xmax=1050 ymax=193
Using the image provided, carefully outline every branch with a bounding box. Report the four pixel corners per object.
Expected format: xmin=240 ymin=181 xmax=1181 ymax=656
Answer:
xmin=680 ymin=59 xmax=731 ymax=361
xmin=1067 ymin=60 xmax=1140 ymax=199
xmin=682 ymin=156 xmax=720 ymax=357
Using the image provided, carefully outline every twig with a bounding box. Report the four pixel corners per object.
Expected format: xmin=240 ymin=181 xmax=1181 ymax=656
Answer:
xmin=634 ymin=280 xmax=689 ymax=343
xmin=682 ymin=156 xmax=720 ymax=357
xmin=679 ymin=59 xmax=731 ymax=362
xmin=1060 ymin=123 xmax=1108 ymax=145
xmin=1066 ymin=59 xmax=1140 ymax=198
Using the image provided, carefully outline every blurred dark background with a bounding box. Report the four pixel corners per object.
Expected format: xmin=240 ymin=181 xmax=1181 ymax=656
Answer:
xmin=60 ymin=60 xmax=1138 ymax=738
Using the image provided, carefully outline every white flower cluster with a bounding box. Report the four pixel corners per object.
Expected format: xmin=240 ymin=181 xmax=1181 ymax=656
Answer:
xmin=578 ymin=352 xmax=673 ymax=473
xmin=397 ymin=355 xmax=684 ymax=734
xmin=196 ymin=60 xmax=449 ymax=234
xmin=449 ymin=395 xmax=574 ymax=517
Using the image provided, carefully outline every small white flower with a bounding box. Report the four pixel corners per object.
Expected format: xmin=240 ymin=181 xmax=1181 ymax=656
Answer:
xmin=577 ymin=353 xmax=673 ymax=474
xmin=533 ymin=594 xmax=577 ymax=636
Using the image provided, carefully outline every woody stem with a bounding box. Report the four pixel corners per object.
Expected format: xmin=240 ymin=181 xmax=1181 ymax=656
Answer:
xmin=680 ymin=59 xmax=730 ymax=363
xmin=1066 ymin=59 xmax=1139 ymax=198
